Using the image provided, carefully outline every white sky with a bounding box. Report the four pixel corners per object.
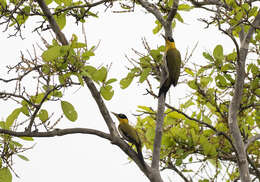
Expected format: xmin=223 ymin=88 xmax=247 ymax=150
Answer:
xmin=0 ymin=4 xmax=240 ymax=182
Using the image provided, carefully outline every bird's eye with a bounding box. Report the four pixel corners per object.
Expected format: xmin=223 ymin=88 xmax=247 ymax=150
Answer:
xmin=119 ymin=114 xmax=127 ymax=119
xmin=168 ymin=37 xmax=174 ymax=42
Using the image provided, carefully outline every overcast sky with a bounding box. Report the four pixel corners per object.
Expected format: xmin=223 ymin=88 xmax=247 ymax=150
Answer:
xmin=0 ymin=5 xmax=238 ymax=182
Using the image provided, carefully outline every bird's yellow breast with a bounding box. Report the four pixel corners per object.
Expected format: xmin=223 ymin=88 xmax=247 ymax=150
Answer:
xmin=118 ymin=118 xmax=129 ymax=125
xmin=166 ymin=41 xmax=176 ymax=51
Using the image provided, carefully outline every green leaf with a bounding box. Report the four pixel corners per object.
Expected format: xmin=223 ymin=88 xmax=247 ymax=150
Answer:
xmin=213 ymin=45 xmax=224 ymax=60
xmin=76 ymin=73 xmax=84 ymax=86
xmin=150 ymin=49 xmax=162 ymax=61
xmin=45 ymin=0 xmax=53 ymax=5
xmin=0 ymin=0 xmax=7 ymax=8
xmin=81 ymin=65 xmax=97 ymax=78
xmin=137 ymin=105 xmax=154 ymax=113
xmin=168 ymin=111 xmax=185 ymax=120
xmin=19 ymin=137 xmax=34 ymax=141
xmin=54 ymin=13 xmax=66 ymax=30
xmin=215 ymin=74 xmax=228 ymax=87
xmin=17 ymin=154 xmax=29 ymax=161
xmin=38 ymin=109 xmax=48 ymax=123
xmin=92 ymin=67 xmax=107 ymax=83
xmin=0 ymin=167 xmax=12 ymax=182
xmin=200 ymin=77 xmax=212 ymax=87
xmin=175 ymin=12 xmax=184 ymax=23
xmin=226 ymin=52 xmax=237 ymax=61
xmin=100 ymin=85 xmax=114 ymax=100
xmin=184 ymin=67 xmax=194 ymax=76
xmin=178 ymin=4 xmax=192 ymax=11
xmin=187 ymin=80 xmax=197 ymax=90
xmin=31 ymin=93 xmax=46 ymax=104
xmin=6 ymin=108 xmax=21 ymax=129
xmin=61 ymin=101 xmax=78 ymax=122
xmin=203 ymin=52 xmax=214 ymax=62
xmin=106 ymin=78 xmax=117 ymax=84
xmin=42 ymin=46 xmax=61 ymax=62
xmin=152 ymin=20 xmax=162 ymax=34
xmin=87 ymin=11 xmax=98 ymax=18
xmin=82 ymin=50 xmax=95 ymax=60
xmin=120 ymin=76 xmax=134 ymax=89
xmin=139 ymin=68 xmax=151 ymax=83
xmin=20 ymin=105 xmax=29 ymax=116
xmin=221 ymin=63 xmax=235 ymax=72
xmin=72 ymin=42 xmax=86 ymax=49
xmin=42 ymin=64 xmax=51 ymax=74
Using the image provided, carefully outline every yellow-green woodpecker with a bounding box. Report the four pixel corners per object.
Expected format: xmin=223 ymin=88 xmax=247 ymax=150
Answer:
xmin=159 ymin=35 xmax=181 ymax=97
xmin=111 ymin=112 xmax=145 ymax=165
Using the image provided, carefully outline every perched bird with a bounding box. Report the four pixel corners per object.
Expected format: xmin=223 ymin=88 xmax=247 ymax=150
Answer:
xmin=158 ymin=35 xmax=181 ymax=98
xmin=111 ymin=112 xmax=145 ymax=166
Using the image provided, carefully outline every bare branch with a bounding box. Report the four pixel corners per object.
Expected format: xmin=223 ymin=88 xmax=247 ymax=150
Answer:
xmin=83 ymin=77 xmax=118 ymax=138
xmin=188 ymin=0 xmax=230 ymax=9
xmin=26 ymin=85 xmax=63 ymax=132
xmin=165 ymin=0 xmax=179 ymax=36
xmin=136 ymin=0 xmax=165 ymax=26
xmin=241 ymin=11 xmax=260 ymax=50
xmin=0 ymin=127 xmax=111 ymax=140
xmin=167 ymin=162 xmax=191 ymax=182
xmin=35 ymin=0 xmax=68 ymax=45
xmin=245 ymin=134 xmax=260 ymax=150
xmin=151 ymin=93 xmax=165 ymax=170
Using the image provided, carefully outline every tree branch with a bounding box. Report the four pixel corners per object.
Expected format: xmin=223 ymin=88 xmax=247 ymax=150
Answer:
xmin=245 ymin=134 xmax=260 ymax=150
xmin=167 ymin=162 xmax=191 ymax=182
xmin=35 ymin=0 xmax=68 ymax=45
xmin=0 ymin=128 xmax=111 ymax=140
xmin=83 ymin=76 xmax=118 ymax=138
xmin=165 ymin=0 xmax=179 ymax=37
xmin=228 ymin=10 xmax=260 ymax=182
xmin=136 ymin=0 xmax=165 ymax=26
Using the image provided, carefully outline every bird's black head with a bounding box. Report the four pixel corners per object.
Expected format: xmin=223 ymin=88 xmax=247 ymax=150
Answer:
xmin=162 ymin=34 xmax=175 ymax=42
xmin=168 ymin=37 xmax=175 ymax=42
xmin=118 ymin=113 xmax=127 ymax=119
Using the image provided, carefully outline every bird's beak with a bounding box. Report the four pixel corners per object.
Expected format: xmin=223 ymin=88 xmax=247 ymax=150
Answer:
xmin=161 ymin=34 xmax=167 ymax=40
xmin=111 ymin=112 xmax=118 ymax=118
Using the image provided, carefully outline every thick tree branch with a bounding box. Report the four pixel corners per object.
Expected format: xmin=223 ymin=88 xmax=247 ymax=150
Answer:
xmin=137 ymin=0 xmax=179 ymax=176
xmin=152 ymin=93 xmax=165 ymax=170
xmin=83 ymin=76 xmax=118 ymax=138
xmin=35 ymin=0 xmax=68 ymax=45
xmin=188 ymin=0 xmax=230 ymax=9
xmin=165 ymin=0 xmax=179 ymax=37
xmin=0 ymin=128 xmax=111 ymax=139
xmin=228 ymin=10 xmax=260 ymax=182
xmin=136 ymin=0 xmax=165 ymax=27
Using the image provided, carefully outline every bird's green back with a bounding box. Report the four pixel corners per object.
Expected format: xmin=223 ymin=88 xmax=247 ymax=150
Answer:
xmin=166 ymin=48 xmax=181 ymax=86
xmin=118 ymin=123 xmax=141 ymax=146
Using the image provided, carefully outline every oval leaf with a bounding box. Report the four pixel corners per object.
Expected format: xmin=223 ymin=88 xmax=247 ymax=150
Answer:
xmin=6 ymin=108 xmax=21 ymax=129
xmin=18 ymin=154 xmax=29 ymax=161
xmin=38 ymin=109 xmax=49 ymax=123
xmin=100 ymin=85 xmax=114 ymax=100
xmin=0 ymin=167 xmax=12 ymax=182
xmin=42 ymin=46 xmax=61 ymax=62
xmin=92 ymin=67 xmax=107 ymax=83
xmin=213 ymin=45 xmax=224 ymax=60
xmin=61 ymin=101 xmax=78 ymax=122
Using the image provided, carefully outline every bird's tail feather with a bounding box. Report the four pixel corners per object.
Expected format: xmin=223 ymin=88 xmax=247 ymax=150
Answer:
xmin=158 ymin=81 xmax=170 ymax=98
xmin=136 ymin=144 xmax=146 ymax=168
